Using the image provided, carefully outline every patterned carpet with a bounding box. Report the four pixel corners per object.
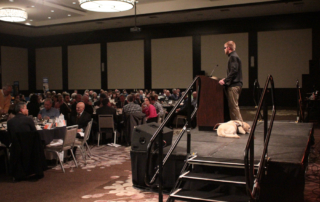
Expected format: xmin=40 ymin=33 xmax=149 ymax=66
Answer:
xmin=51 ymin=145 xmax=169 ymax=202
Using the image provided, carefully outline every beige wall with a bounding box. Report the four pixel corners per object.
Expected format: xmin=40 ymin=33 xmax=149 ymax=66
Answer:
xmin=152 ymin=36 xmax=193 ymax=89
xmin=36 ymin=47 xmax=63 ymax=90
xmin=107 ymin=40 xmax=144 ymax=89
xmin=68 ymin=44 xmax=101 ymax=89
xmin=1 ymin=46 xmax=28 ymax=90
xmin=258 ymin=29 xmax=312 ymax=88
xmin=201 ymin=33 xmax=249 ymax=88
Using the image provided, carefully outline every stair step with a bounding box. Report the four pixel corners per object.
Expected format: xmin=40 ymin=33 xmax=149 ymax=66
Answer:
xmin=188 ymin=157 xmax=259 ymax=169
xmin=180 ymin=171 xmax=246 ymax=185
xmin=170 ymin=189 xmax=250 ymax=202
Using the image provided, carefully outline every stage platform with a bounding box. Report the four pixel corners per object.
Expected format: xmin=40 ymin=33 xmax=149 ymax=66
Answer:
xmin=131 ymin=121 xmax=314 ymax=201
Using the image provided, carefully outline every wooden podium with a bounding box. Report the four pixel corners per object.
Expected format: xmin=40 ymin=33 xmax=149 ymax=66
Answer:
xmin=197 ymin=75 xmax=227 ymax=131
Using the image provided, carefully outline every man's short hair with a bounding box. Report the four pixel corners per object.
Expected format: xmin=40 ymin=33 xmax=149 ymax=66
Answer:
xmin=44 ymin=98 xmax=52 ymax=104
xmin=127 ymin=95 xmax=134 ymax=102
xmin=100 ymin=93 xmax=107 ymax=99
xmin=149 ymin=95 xmax=156 ymax=101
xmin=15 ymin=102 xmax=26 ymax=114
xmin=63 ymin=93 xmax=70 ymax=99
xmin=102 ymin=98 xmax=110 ymax=106
xmin=225 ymin=41 xmax=236 ymax=51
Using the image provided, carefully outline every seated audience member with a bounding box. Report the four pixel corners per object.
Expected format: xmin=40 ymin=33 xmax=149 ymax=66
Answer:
xmin=89 ymin=90 xmax=94 ymax=100
xmin=71 ymin=94 xmax=82 ymax=116
xmin=70 ymin=102 xmax=92 ymax=137
xmin=0 ymin=84 xmax=12 ymax=115
xmin=172 ymin=89 xmax=179 ymax=101
xmin=70 ymin=93 xmax=77 ymax=105
xmin=8 ymin=102 xmax=37 ymax=137
xmin=38 ymin=98 xmax=60 ymax=120
xmin=109 ymin=92 xmax=117 ymax=106
xmin=92 ymin=92 xmax=98 ymax=103
xmin=139 ymin=90 xmax=145 ymax=103
xmin=166 ymin=91 xmax=197 ymax=128
xmin=19 ymin=94 xmax=27 ymax=103
xmin=38 ymin=94 xmax=44 ymax=104
xmin=60 ymin=93 xmax=71 ymax=124
xmin=176 ymin=89 xmax=182 ymax=98
xmin=142 ymin=97 xmax=158 ymax=123
xmin=70 ymin=102 xmax=91 ymax=157
xmin=134 ymin=93 xmax=142 ymax=106
xmin=52 ymin=95 xmax=58 ymax=108
xmin=82 ymin=95 xmax=93 ymax=115
xmin=165 ymin=91 xmax=175 ymax=102
xmin=123 ymin=95 xmax=142 ymax=114
xmin=45 ymin=91 xmax=52 ymax=99
xmin=150 ymin=95 xmax=164 ymax=117
xmin=54 ymin=94 xmax=63 ymax=110
xmin=27 ymin=94 xmax=40 ymax=117
xmin=116 ymin=94 xmax=128 ymax=108
xmin=96 ymin=98 xmax=117 ymax=127
xmin=94 ymin=93 xmax=107 ymax=107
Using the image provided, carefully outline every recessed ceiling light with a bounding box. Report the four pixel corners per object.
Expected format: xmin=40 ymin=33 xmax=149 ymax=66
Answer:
xmin=68 ymin=14 xmax=71 ymax=17
xmin=48 ymin=17 xmax=51 ymax=19
xmin=30 ymin=19 xmax=33 ymax=21
xmin=25 ymin=23 xmax=31 ymax=25
xmin=51 ymin=10 xmax=54 ymax=12
xmin=9 ymin=0 xmax=14 ymax=2
xmin=73 ymin=2 xmax=76 ymax=4
xmin=31 ymin=5 xmax=35 ymax=8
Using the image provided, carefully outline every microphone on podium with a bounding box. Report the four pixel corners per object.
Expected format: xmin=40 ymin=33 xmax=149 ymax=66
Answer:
xmin=210 ymin=64 xmax=218 ymax=77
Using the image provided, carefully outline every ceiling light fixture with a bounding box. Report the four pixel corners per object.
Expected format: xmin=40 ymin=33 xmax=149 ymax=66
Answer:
xmin=79 ymin=0 xmax=135 ymax=12
xmin=0 ymin=8 xmax=27 ymax=22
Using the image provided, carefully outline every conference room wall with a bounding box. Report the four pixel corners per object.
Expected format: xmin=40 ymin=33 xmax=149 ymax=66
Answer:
xmin=68 ymin=44 xmax=101 ymax=90
xmin=151 ymin=37 xmax=193 ymax=89
xmin=107 ymin=40 xmax=144 ymax=89
xmin=0 ymin=12 xmax=319 ymax=106
xmin=1 ymin=46 xmax=28 ymax=91
xmin=36 ymin=47 xmax=63 ymax=90
xmin=201 ymin=33 xmax=249 ymax=88
xmin=258 ymin=29 xmax=312 ymax=88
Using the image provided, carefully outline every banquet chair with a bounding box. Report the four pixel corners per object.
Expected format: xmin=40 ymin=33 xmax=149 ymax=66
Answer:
xmin=45 ymin=125 xmax=78 ymax=173
xmin=10 ymin=131 xmax=46 ymax=180
xmin=74 ymin=119 xmax=93 ymax=165
xmin=98 ymin=114 xmax=120 ymax=147
xmin=0 ymin=143 xmax=9 ymax=175
xmin=175 ymin=115 xmax=187 ymax=128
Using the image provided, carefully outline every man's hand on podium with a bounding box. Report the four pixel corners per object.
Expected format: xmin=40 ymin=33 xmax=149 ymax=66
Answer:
xmin=219 ymin=78 xmax=225 ymax=85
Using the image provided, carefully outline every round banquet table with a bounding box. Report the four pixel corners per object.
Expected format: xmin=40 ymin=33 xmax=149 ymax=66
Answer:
xmin=0 ymin=126 xmax=67 ymax=147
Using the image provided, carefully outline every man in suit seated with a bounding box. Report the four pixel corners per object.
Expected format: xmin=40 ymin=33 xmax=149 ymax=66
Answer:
xmin=8 ymin=102 xmax=37 ymax=138
xmin=70 ymin=102 xmax=92 ymax=138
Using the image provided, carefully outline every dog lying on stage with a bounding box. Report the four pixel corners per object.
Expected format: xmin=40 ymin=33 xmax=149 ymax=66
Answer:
xmin=214 ymin=120 xmax=251 ymax=138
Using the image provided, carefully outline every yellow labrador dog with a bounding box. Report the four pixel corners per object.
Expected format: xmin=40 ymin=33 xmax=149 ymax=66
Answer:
xmin=214 ymin=120 xmax=251 ymax=138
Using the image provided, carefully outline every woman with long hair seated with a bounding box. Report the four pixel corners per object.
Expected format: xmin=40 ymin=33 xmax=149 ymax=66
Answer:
xmin=142 ymin=97 xmax=158 ymax=123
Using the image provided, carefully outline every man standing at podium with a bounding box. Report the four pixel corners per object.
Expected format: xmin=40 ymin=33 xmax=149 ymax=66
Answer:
xmin=218 ymin=41 xmax=243 ymax=122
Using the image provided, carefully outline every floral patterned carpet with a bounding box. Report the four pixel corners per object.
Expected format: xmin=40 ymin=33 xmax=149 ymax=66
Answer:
xmin=52 ymin=145 xmax=169 ymax=202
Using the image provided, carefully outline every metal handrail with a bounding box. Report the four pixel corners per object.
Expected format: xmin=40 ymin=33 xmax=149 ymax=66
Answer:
xmin=244 ymin=75 xmax=276 ymax=201
xmin=145 ymin=76 xmax=201 ymax=187
xmin=253 ymin=79 xmax=263 ymax=120
xmin=296 ymin=80 xmax=304 ymax=123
